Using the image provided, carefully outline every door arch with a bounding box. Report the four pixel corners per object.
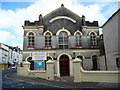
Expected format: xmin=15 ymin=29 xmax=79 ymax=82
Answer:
xmin=59 ymin=55 xmax=70 ymax=76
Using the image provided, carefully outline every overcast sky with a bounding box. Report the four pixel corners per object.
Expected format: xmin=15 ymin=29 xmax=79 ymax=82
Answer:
xmin=0 ymin=0 xmax=119 ymax=49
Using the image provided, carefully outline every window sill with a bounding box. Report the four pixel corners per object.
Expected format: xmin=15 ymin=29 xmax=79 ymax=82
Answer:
xmin=76 ymin=45 xmax=83 ymax=48
xmin=44 ymin=46 xmax=52 ymax=49
xmin=27 ymin=46 xmax=35 ymax=49
xmin=44 ymin=46 xmax=52 ymax=47
xmin=91 ymin=45 xmax=98 ymax=48
xmin=91 ymin=45 xmax=97 ymax=46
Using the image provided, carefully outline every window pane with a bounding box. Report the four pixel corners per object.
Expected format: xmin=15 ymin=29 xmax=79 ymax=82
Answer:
xmin=59 ymin=45 xmax=63 ymax=49
xmin=45 ymin=35 xmax=51 ymax=47
xmin=29 ymin=32 xmax=34 ymax=35
xmin=76 ymin=35 xmax=81 ymax=46
xmin=59 ymin=31 xmax=69 ymax=49
xmin=65 ymin=45 xmax=68 ymax=49
xmin=28 ymin=36 xmax=34 ymax=46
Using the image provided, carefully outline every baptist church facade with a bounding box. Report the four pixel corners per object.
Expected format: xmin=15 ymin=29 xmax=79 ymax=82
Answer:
xmin=22 ymin=4 xmax=101 ymax=77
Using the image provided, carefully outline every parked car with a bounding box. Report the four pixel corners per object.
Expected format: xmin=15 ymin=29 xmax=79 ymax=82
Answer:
xmin=11 ymin=65 xmax=16 ymax=69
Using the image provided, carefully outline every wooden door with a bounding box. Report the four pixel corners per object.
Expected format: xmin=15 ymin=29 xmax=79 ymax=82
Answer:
xmin=59 ymin=55 xmax=70 ymax=76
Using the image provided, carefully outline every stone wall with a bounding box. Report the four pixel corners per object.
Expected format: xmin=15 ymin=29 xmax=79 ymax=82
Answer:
xmin=17 ymin=60 xmax=54 ymax=80
xmin=73 ymin=58 xmax=120 ymax=83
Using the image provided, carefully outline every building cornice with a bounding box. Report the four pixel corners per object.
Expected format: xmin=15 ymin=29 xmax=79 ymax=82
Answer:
xmin=23 ymin=35 xmax=100 ymax=37
xmin=81 ymin=26 xmax=99 ymax=30
xmin=22 ymin=49 xmax=100 ymax=53
xmin=22 ymin=26 xmax=44 ymax=29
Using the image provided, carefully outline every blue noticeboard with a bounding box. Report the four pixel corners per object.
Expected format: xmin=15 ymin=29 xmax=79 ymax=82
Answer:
xmin=34 ymin=61 xmax=45 ymax=69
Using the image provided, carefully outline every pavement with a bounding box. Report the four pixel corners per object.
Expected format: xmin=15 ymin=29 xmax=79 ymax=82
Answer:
xmin=7 ymin=72 xmax=120 ymax=90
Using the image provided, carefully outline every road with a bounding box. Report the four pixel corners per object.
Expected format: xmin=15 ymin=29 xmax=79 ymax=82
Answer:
xmin=1 ymin=69 xmax=119 ymax=90
xmin=1 ymin=69 xmax=63 ymax=89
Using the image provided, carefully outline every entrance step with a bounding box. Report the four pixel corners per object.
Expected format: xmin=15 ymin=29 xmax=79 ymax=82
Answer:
xmin=54 ymin=76 xmax=74 ymax=83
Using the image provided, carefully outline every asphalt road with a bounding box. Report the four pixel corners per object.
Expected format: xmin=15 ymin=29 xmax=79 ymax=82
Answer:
xmin=1 ymin=69 xmax=119 ymax=90
xmin=1 ymin=69 xmax=63 ymax=89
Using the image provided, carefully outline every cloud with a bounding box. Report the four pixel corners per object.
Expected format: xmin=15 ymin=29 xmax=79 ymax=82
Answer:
xmin=0 ymin=30 xmax=15 ymax=44
xmin=0 ymin=0 xmax=118 ymax=49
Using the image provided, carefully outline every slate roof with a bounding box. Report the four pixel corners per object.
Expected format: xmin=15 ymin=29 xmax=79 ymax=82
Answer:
xmin=24 ymin=4 xmax=99 ymax=35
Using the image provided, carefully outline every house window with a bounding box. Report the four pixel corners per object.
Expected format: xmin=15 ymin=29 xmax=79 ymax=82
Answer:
xmin=2 ymin=50 xmax=7 ymax=56
xmin=116 ymin=58 xmax=120 ymax=68
xmin=75 ymin=33 xmax=82 ymax=48
xmin=27 ymin=32 xmax=35 ymax=48
xmin=45 ymin=32 xmax=52 ymax=49
xmin=90 ymin=32 xmax=97 ymax=48
xmin=59 ymin=31 xmax=68 ymax=49
xmin=2 ymin=57 xmax=6 ymax=63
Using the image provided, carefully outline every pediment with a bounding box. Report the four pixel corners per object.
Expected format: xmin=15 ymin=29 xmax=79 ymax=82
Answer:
xmin=43 ymin=5 xmax=81 ymax=24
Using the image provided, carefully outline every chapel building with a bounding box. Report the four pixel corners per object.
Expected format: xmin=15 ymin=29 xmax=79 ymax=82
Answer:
xmin=22 ymin=4 xmax=100 ymax=77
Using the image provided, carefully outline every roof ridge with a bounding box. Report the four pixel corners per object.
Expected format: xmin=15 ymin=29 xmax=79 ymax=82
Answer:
xmin=43 ymin=6 xmax=64 ymax=18
xmin=43 ymin=5 xmax=81 ymax=19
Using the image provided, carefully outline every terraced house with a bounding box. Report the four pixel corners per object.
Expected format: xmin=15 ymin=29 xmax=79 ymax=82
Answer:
xmin=22 ymin=4 xmax=102 ymax=77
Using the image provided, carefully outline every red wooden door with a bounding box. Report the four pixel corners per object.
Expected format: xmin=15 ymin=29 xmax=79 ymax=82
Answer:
xmin=59 ymin=55 xmax=70 ymax=76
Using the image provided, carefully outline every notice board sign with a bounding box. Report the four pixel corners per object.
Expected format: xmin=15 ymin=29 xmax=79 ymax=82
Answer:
xmin=32 ymin=52 xmax=47 ymax=60
xmin=34 ymin=61 xmax=45 ymax=69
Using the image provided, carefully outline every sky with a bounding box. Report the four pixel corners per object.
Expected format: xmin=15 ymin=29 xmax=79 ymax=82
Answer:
xmin=0 ymin=0 xmax=119 ymax=50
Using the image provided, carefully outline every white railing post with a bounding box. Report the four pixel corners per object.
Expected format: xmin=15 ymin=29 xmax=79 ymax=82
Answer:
xmin=46 ymin=60 xmax=54 ymax=80
xmin=23 ymin=61 xmax=30 ymax=76
xmin=73 ymin=58 xmax=82 ymax=82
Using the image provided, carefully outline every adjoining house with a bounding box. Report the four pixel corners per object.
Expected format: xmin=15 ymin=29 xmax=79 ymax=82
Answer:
xmin=102 ymin=9 xmax=120 ymax=70
xmin=22 ymin=4 xmax=103 ymax=77
xmin=0 ymin=43 xmax=9 ymax=69
xmin=0 ymin=43 xmax=22 ymax=69
xmin=8 ymin=46 xmax=22 ymax=68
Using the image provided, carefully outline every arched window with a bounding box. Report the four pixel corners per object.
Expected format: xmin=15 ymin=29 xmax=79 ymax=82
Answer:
xmin=45 ymin=32 xmax=52 ymax=49
xmin=28 ymin=32 xmax=35 ymax=48
xmin=59 ymin=31 xmax=68 ymax=49
xmin=90 ymin=32 xmax=97 ymax=48
xmin=75 ymin=32 xmax=82 ymax=48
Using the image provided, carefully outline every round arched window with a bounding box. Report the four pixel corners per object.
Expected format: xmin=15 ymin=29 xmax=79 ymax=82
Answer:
xmin=59 ymin=31 xmax=69 ymax=49
xmin=28 ymin=32 xmax=35 ymax=47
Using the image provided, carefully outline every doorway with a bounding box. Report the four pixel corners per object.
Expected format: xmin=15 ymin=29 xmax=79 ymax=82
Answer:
xmin=59 ymin=55 xmax=70 ymax=76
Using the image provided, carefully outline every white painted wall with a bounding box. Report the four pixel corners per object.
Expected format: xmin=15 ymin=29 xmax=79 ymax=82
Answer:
xmin=73 ymin=58 xmax=120 ymax=83
xmin=102 ymin=10 xmax=120 ymax=70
